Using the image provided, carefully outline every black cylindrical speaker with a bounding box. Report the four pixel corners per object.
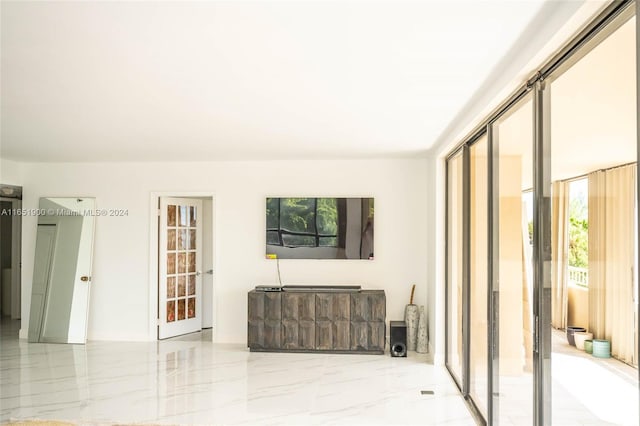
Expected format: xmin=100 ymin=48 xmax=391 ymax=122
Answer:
xmin=390 ymin=321 xmax=407 ymax=357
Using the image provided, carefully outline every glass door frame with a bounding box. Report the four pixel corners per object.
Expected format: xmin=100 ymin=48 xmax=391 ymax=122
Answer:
xmin=468 ymin=134 xmax=491 ymax=420
xmin=532 ymin=79 xmax=552 ymax=426
xmin=636 ymin=0 xmax=640 ymax=404
xmin=487 ymin=122 xmax=497 ymax=425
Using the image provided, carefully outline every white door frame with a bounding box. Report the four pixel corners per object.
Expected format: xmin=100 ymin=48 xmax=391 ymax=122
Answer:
xmin=149 ymin=191 xmax=217 ymax=341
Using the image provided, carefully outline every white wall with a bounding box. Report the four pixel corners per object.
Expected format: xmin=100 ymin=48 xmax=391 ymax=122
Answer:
xmin=19 ymin=159 xmax=429 ymax=343
xmin=0 ymin=159 xmax=23 ymax=185
xmin=425 ymin=155 xmax=442 ymax=364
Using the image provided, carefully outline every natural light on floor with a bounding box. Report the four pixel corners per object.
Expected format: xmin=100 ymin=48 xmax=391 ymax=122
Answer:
xmin=552 ymin=330 xmax=639 ymax=426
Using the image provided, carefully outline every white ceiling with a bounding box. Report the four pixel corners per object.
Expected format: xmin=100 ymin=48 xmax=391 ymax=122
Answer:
xmin=550 ymin=16 xmax=637 ymax=181
xmin=1 ymin=0 xmax=564 ymax=162
xmin=497 ymin=16 xmax=636 ymax=188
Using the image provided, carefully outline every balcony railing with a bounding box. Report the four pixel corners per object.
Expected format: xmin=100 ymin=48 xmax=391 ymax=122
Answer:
xmin=568 ymin=266 xmax=588 ymax=288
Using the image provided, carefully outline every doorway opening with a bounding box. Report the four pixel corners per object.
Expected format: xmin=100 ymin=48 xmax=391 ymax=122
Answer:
xmin=0 ymin=184 xmax=23 ymax=339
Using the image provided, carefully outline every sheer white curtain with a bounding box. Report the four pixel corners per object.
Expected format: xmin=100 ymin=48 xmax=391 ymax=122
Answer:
xmin=604 ymin=164 xmax=636 ymax=364
xmin=551 ymin=180 xmax=570 ymax=330
xmin=589 ymin=164 xmax=637 ymax=365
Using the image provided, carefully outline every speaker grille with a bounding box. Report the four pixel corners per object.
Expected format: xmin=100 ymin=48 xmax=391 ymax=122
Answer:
xmin=391 ymin=342 xmax=406 ymax=357
xmin=390 ymin=321 xmax=407 ymax=357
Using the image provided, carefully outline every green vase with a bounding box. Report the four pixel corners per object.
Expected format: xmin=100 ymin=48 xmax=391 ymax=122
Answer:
xmin=592 ymin=339 xmax=611 ymax=358
xmin=584 ymin=339 xmax=593 ymax=354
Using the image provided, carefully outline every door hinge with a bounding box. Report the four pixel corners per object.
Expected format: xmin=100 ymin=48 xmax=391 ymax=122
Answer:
xmin=157 ymin=209 xmax=161 ymax=217
xmin=156 ymin=318 xmax=160 ymax=326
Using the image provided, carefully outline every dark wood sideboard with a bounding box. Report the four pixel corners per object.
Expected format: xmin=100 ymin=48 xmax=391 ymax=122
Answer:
xmin=248 ymin=289 xmax=386 ymax=354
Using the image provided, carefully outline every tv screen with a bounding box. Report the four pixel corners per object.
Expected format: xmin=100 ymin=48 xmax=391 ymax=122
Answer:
xmin=266 ymin=197 xmax=374 ymax=260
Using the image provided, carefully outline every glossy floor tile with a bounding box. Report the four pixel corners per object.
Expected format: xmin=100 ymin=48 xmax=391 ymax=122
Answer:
xmin=550 ymin=330 xmax=638 ymax=426
xmin=0 ymin=319 xmax=475 ymax=425
xmin=496 ymin=330 xmax=639 ymax=426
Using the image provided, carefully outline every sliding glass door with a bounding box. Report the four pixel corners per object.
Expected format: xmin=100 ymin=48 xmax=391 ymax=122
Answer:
xmin=546 ymin=9 xmax=638 ymax=424
xmin=443 ymin=3 xmax=638 ymax=425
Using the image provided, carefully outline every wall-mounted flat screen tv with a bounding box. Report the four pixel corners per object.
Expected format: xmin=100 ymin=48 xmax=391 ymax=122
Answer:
xmin=266 ymin=197 xmax=374 ymax=260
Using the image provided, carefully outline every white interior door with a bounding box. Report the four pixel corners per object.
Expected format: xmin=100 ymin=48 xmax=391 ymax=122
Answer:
xmin=159 ymin=197 xmax=203 ymax=339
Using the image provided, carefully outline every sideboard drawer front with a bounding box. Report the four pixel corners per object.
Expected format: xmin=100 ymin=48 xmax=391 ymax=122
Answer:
xmin=350 ymin=293 xmax=370 ymax=322
xmin=368 ymin=321 xmax=386 ymax=352
xmin=333 ymin=320 xmax=351 ymax=350
xmin=282 ymin=293 xmax=316 ymax=350
xmin=299 ymin=320 xmax=315 ymax=349
xmin=282 ymin=320 xmax=299 ymax=349
xmin=264 ymin=320 xmax=281 ymax=349
xmin=315 ymin=320 xmax=351 ymax=351
xmin=316 ymin=294 xmax=332 ymax=322
xmin=248 ymin=292 xmax=265 ymax=321
xmin=350 ymin=322 xmax=368 ymax=351
xmin=368 ymin=293 xmax=386 ymax=322
xmin=316 ymin=293 xmax=351 ymax=351
xmin=248 ymin=321 xmax=264 ymax=349
xmin=264 ymin=293 xmax=282 ymax=321
xmin=316 ymin=321 xmax=332 ymax=350
xmin=248 ymin=292 xmax=282 ymax=350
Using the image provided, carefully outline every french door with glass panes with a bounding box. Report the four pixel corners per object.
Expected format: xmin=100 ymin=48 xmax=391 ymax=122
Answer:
xmin=159 ymin=197 xmax=203 ymax=339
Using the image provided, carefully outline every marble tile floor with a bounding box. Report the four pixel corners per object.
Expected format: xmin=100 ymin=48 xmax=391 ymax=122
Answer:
xmin=549 ymin=330 xmax=638 ymax=426
xmin=0 ymin=318 xmax=475 ymax=425
xmin=495 ymin=330 xmax=639 ymax=426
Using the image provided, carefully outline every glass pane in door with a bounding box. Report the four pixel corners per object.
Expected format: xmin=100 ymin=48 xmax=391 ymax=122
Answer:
xmin=492 ymin=94 xmax=534 ymax=423
xmin=446 ymin=151 xmax=464 ymax=385
xmin=548 ymin=14 xmax=638 ymax=425
xmin=470 ymin=135 xmax=489 ymax=417
xmin=179 ymin=204 xmax=195 ymax=324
